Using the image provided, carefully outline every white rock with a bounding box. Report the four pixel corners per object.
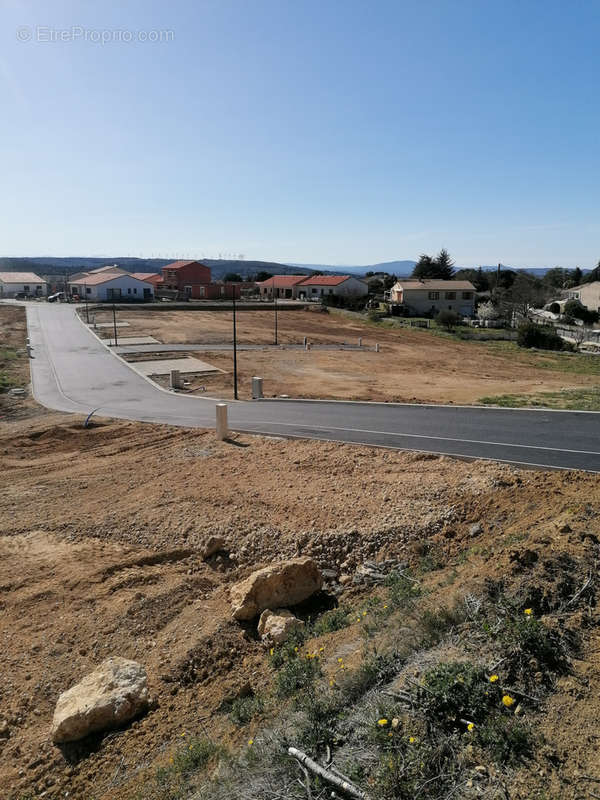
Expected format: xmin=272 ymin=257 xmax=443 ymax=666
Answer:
xmin=51 ymin=657 xmax=149 ymax=743
xmin=257 ymin=609 xmax=304 ymax=643
xmin=230 ymin=557 xmax=322 ymax=621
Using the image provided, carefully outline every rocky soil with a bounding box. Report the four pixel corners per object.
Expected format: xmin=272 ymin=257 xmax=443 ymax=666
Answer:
xmin=1 ymin=409 xmax=600 ymax=798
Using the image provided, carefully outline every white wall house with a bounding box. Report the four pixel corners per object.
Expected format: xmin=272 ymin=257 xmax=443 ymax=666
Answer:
xmin=296 ymin=275 xmax=368 ymax=300
xmin=389 ymin=280 xmax=476 ymax=316
xmin=566 ymin=282 xmax=600 ymax=311
xmin=69 ymin=273 xmax=154 ymax=302
xmin=0 ymin=272 xmax=47 ymax=298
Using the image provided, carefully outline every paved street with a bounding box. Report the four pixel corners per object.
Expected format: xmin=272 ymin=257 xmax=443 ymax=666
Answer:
xmin=24 ymin=303 xmax=600 ymax=472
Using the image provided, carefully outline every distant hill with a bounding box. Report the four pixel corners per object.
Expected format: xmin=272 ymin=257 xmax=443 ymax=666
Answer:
xmin=290 ymin=260 xmax=417 ymax=276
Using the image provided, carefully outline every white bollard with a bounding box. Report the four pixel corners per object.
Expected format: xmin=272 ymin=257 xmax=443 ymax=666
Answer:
xmin=26 ymin=344 xmax=33 ymax=358
xmin=375 ymin=343 xmax=379 ymax=352
xmin=358 ymin=337 xmax=362 ymax=347
xmin=252 ymin=376 xmax=263 ymax=399
xmin=170 ymin=369 xmax=181 ymax=390
xmin=216 ymin=403 xmax=228 ymax=441
xmin=303 ymin=336 xmax=307 ymax=347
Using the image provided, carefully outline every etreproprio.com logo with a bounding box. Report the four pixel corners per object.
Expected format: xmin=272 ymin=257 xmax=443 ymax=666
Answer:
xmin=16 ymin=26 xmax=175 ymax=44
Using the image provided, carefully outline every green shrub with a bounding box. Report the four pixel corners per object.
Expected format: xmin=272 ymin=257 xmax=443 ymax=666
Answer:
xmin=275 ymin=654 xmax=321 ymax=697
xmin=495 ymin=613 xmax=568 ymax=685
xmin=517 ymin=322 xmax=565 ymax=351
xmin=385 ymin=571 xmax=421 ymax=608
xmin=172 ymin=736 xmax=220 ymax=776
xmin=435 ymin=309 xmax=461 ymax=331
xmin=228 ymin=694 xmax=264 ymax=726
xmin=416 ymin=662 xmax=501 ymax=731
xmin=476 ymin=716 xmax=533 ymax=764
xmin=311 ymin=607 xmax=350 ymax=636
xmin=564 ymin=299 xmax=599 ymax=324
xmin=419 ymin=604 xmax=466 ymax=646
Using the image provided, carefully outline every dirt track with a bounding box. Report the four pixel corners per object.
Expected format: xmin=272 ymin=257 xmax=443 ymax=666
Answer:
xmin=91 ymin=306 xmax=599 ymax=402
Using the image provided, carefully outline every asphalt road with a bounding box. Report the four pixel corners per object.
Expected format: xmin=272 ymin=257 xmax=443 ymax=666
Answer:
xmin=23 ymin=303 xmax=600 ymax=472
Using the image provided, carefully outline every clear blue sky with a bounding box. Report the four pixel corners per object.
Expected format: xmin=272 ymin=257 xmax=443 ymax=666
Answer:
xmin=2 ymin=0 xmax=599 ymax=267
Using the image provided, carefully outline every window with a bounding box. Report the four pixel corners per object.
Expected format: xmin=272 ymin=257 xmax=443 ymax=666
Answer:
xmin=311 ymin=287 xmax=317 ymax=293
xmin=428 ymin=291 xmax=439 ymax=300
xmin=445 ymin=291 xmax=456 ymax=299
xmin=127 ymin=287 xmax=132 ymax=294
xmin=86 ymin=287 xmax=91 ymax=294
xmin=133 ymin=287 xmax=137 ymax=294
xmin=462 ymin=291 xmax=472 ymax=299
xmin=23 ymin=285 xmax=29 ymax=292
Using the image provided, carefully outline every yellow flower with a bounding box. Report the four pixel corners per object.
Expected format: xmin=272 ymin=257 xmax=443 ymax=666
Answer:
xmin=467 ymin=722 xmax=475 ymax=732
xmin=294 ymin=646 xmax=298 ymax=652
xmin=383 ymin=604 xmax=388 ymax=609
xmin=329 ymin=679 xmax=336 ymax=687
xmin=189 ymin=745 xmax=193 ymax=750
xmin=269 ymin=648 xmax=274 ymax=656
xmin=362 ymin=611 xmax=367 ymax=616
xmin=524 ymin=608 xmax=533 ymax=615
xmin=337 ymin=657 xmax=344 ymax=663
xmin=502 ymin=694 xmax=516 ymax=708
xmin=356 ymin=617 xmax=361 ymax=622
xmin=319 ymin=646 xmax=324 ymax=652
xmin=248 ymin=738 xmax=254 ymax=746
xmin=388 ymin=732 xmax=393 ymax=737
xmin=489 ymin=674 xmax=499 ymax=683
xmin=180 ymin=732 xmax=186 ymax=737
xmin=169 ymin=757 xmax=174 ymax=764
xmin=408 ymin=736 xmax=416 ymax=743
xmin=377 ymin=718 xmax=388 ymax=727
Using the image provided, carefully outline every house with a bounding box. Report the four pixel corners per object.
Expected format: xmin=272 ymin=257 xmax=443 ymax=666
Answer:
xmin=256 ymin=275 xmax=308 ymax=299
xmin=565 ymin=282 xmax=600 ymax=311
xmin=158 ymin=260 xmax=241 ymax=299
xmin=69 ymin=271 xmax=154 ymax=302
xmin=130 ymin=272 xmax=163 ymax=288
xmin=389 ymin=279 xmax=476 ymax=317
xmin=296 ymin=275 xmax=368 ymax=300
xmin=0 ymin=272 xmax=47 ymax=298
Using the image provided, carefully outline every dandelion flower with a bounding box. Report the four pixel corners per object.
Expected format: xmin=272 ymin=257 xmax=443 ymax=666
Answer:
xmin=524 ymin=608 xmax=533 ymax=615
xmin=383 ymin=604 xmax=388 ymax=609
xmin=408 ymin=736 xmax=416 ymax=743
xmin=294 ymin=646 xmax=298 ymax=652
xmin=269 ymin=648 xmax=274 ymax=656
xmin=467 ymin=722 xmax=475 ymax=732
xmin=489 ymin=674 xmax=499 ymax=683
xmin=329 ymin=679 xmax=336 ymax=687
xmin=319 ymin=646 xmax=324 ymax=652
xmin=180 ymin=732 xmax=186 ymax=737
xmin=377 ymin=718 xmax=388 ymax=727
xmin=502 ymin=694 xmax=516 ymax=708
xmin=363 ymin=611 xmax=367 ymax=616
xmin=388 ymin=732 xmax=393 ymax=737
xmin=337 ymin=657 xmax=344 ymax=663
xmin=248 ymin=738 xmax=254 ymax=746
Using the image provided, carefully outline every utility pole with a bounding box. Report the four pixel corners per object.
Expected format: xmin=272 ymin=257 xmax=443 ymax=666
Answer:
xmin=112 ymin=302 xmax=118 ymax=347
xmin=84 ymin=283 xmax=89 ymax=323
xmin=232 ymin=287 xmax=238 ymax=400
xmin=274 ymin=290 xmax=278 ymax=345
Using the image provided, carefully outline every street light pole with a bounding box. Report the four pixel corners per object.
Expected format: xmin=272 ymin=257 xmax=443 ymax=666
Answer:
xmin=112 ymin=302 xmax=118 ymax=347
xmin=84 ymin=284 xmax=89 ymax=323
xmin=274 ymin=290 xmax=278 ymax=345
xmin=232 ymin=287 xmax=238 ymax=400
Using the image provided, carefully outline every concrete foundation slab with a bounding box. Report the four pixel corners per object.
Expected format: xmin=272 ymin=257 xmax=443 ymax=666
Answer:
xmin=93 ymin=322 xmax=130 ymax=328
xmin=104 ymin=336 xmax=160 ymax=346
xmin=133 ymin=357 xmax=222 ymax=376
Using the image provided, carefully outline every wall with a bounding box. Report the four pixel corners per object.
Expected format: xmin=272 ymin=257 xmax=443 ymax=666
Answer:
xmin=71 ymin=276 xmax=154 ymax=302
xmin=297 ymin=277 xmax=368 ymax=299
xmin=0 ymin=281 xmax=46 ymax=297
xmin=571 ymin=283 xmax=600 ymax=311
xmin=161 ymin=262 xmax=211 ymax=291
xmin=398 ymin=288 xmax=474 ymax=317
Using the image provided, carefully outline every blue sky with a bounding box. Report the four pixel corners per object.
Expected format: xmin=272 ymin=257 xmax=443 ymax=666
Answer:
xmin=1 ymin=0 xmax=599 ymax=266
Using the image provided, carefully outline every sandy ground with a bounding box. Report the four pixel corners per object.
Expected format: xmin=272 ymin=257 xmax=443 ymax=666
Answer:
xmin=90 ymin=307 xmax=599 ymax=402
xmin=1 ymin=407 xmax=600 ymax=799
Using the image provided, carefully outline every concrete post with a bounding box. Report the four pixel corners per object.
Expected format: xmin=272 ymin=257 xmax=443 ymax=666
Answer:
xmin=170 ymin=369 xmax=181 ymax=390
xmin=216 ymin=403 xmax=228 ymax=441
xmin=303 ymin=336 xmax=307 ymax=347
xmin=358 ymin=337 xmax=362 ymax=347
xmin=26 ymin=344 xmax=33 ymax=358
xmin=375 ymin=343 xmax=380 ymax=353
xmin=252 ymin=376 xmax=263 ymax=399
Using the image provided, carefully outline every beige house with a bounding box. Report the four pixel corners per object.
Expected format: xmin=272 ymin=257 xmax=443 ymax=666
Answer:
xmin=389 ymin=279 xmax=476 ymax=316
xmin=566 ymin=282 xmax=600 ymax=311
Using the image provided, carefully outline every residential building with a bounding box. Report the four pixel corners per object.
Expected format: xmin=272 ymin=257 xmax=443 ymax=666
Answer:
xmin=389 ymin=279 xmax=476 ymax=316
xmin=565 ymin=282 xmax=600 ymax=311
xmin=158 ymin=260 xmax=241 ymax=299
xmin=69 ymin=272 xmax=154 ymax=302
xmin=0 ymin=272 xmax=47 ymax=298
xmin=256 ymin=275 xmax=308 ymax=299
xmin=296 ymin=275 xmax=368 ymax=300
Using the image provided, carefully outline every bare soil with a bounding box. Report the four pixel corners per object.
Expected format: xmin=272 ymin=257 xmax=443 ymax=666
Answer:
xmin=90 ymin=307 xmax=599 ymax=402
xmin=1 ymin=408 xmax=600 ymax=799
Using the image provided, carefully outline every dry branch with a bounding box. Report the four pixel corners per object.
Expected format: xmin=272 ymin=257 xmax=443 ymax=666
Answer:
xmin=287 ymin=747 xmax=368 ymax=800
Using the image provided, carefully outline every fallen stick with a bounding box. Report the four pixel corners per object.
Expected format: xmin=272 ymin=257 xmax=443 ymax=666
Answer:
xmin=288 ymin=747 xmax=368 ymax=800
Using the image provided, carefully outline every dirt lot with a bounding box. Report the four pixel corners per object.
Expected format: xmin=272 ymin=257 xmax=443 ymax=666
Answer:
xmin=2 ymin=407 xmax=600 ymax=799
xmin=90 ymin=306 xmax=600 ymax=402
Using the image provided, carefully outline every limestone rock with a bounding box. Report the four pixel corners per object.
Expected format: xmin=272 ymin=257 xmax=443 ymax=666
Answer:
xmin=51 ymin=657 xmax=149 ymax=743
xmin=258 ymin=609 xmax=304 ymax=643
xmin=230 ymin=557 xmax=322 ymax=621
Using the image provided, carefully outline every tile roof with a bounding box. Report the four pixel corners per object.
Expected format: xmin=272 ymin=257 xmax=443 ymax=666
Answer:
xmin=256 ymin=275 xmax=308 ymax=288
xmin=130 ymin=272 xmax=162 ymax=283
xmin=0 ymin=272 xmax=47 ymax=283
xmin=298 ymin=275 xmax=357 ymax=286
xmin=71 ymin=272 xmax=151 ymax=286
xmin=163 ymin=260 xmax=208 ymax=270
xmin=395 ymin=279 xmax=476 ymax=291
